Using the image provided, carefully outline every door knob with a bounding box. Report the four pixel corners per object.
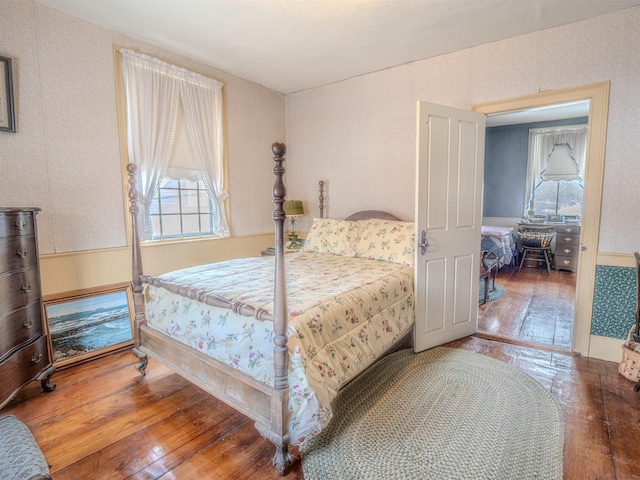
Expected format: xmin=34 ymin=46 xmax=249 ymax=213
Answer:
xmin=418 ymin=230 xmax=429 ymax=255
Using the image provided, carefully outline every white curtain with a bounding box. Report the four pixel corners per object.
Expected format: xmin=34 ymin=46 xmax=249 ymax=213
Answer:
xmin=120 ymin=48 xmax=179 ymax=240
xmin=181 ymin=72 xmax=229 ymax=236
xmin=120 ymin=48 xmax=228 ymax=239
xmin=525 ymin=125 xmax=587 ymax=213
xmin=540 ymin=144 xmax=581 ymax=182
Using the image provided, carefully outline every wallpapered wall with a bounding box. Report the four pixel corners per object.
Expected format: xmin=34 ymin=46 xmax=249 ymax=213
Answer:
xmin=0 ymin=0 xmax=286 ymax=255
xmin=285 ymin=7 xmax=640 ymax=256
xmin=592 ymin=265 xmax=636 ymax=339
xmin=1 ymin=2 xmax=638 ymax=349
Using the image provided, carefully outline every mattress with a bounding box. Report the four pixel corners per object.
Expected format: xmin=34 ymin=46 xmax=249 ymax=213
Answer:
xmin=142 ymin=251 xmax=414 ymax=443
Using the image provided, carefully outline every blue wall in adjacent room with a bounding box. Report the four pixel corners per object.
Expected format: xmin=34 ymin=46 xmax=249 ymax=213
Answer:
xmin=483 ymin=117 xmax=588 ymax=218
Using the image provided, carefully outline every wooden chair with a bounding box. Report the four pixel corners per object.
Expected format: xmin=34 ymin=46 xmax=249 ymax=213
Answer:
xmin=518 ymin=224 xmax=556 ymax=275
xmin=480 ymin=251 xmax=501 ymax=304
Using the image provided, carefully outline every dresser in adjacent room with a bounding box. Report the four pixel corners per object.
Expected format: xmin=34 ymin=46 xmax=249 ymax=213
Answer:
xmin=554 ymin=224 xmax=581 ymax=273
xmin=0 ymin=208 xmax=55 ymax=409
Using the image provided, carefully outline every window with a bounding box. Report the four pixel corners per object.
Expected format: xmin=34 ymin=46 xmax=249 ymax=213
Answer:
xmin=533 ymin=179 xmax=583 ymax=216
xmin=119 ymin=48 xmax=229 ymax=242
xmin=149 ymin=177 xmax=215 ymax=240
xmin=526 ymin=125 xmax=587 ymax=218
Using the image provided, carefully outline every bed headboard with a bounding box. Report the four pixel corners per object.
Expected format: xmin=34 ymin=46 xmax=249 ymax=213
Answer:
xmin=317 ymin=180 xmax=401 ymax=221
xmin=345 ymin=210 xmax=402 ymax=221
xmin=319 ymin=180 xmax=324 ymax=219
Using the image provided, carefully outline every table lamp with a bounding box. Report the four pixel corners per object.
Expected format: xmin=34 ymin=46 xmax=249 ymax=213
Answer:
xmin=283 ymin=200 xmax=304 ymax=249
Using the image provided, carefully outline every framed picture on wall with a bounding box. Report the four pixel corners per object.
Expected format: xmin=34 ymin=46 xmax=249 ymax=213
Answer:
xmin=43 ymin=282 xmax=134 ymax=368
xmin=0 ymin=55 xmax=15 ymax=133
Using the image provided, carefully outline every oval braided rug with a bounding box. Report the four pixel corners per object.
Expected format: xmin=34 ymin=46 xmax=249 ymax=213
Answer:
xmin=479 ymin=279 xmax=506 ymax=303
xmin=300 ymin=347 xmax=563 ymax=480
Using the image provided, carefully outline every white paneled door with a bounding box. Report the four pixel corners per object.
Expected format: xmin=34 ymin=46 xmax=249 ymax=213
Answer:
xmin=414 ymin=102 xmax=486 ymax=352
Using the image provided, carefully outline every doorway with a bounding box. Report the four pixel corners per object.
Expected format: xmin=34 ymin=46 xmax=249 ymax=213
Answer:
xmin=476 ymin=102 xmax=588 ymax=351
xmin=472 ymin=82 xmax=609 ymax=356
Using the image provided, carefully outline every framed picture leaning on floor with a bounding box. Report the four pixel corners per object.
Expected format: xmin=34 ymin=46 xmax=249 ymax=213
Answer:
xmin=43 ymin=282 xmax=134 ymax=368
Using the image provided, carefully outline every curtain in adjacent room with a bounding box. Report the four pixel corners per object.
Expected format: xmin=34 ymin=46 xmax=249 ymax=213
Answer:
xmin=524 ymin=125 xmax=587 ymax=213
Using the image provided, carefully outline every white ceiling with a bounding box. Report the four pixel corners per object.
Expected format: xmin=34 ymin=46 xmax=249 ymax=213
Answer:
xmin=36 ymin=0 xmax=640 ymax=94
xmin=486 ymin=100 xmax=590 ymax=127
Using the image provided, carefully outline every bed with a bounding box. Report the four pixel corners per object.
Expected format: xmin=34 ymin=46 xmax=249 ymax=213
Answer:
xmin=126 ymin=142 xmax=415 ymax=475
xmin=481 ymin=225 xmax=516 ymax=268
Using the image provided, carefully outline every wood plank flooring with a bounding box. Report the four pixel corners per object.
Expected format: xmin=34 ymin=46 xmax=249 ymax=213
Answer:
xmin=3 ymin=336 xmax=639 ymax=479
xmin=478 ymin=264 xmax=576 ymax=350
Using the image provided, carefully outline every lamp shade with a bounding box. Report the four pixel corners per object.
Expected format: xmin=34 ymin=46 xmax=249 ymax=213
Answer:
xmin=284 ymin=200 xmax=304 ymax=217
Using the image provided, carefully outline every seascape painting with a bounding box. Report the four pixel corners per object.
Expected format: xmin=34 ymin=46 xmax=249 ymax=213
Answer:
xmin=45 ymin=286 xmax=133 ymax=366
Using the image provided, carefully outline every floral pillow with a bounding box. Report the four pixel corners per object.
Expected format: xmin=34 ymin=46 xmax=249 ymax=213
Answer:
xmin=355 ymin=219 xmax=415 ymax=266
xmin=301 ymin=218 xmax=360 ymax=257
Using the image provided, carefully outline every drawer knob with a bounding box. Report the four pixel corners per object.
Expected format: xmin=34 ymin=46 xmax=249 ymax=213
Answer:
xmin=13 ymin=219 xmax=27 ymax=230
xmin=16 ymin=249 xmax=28 ymax=259
xmin=21 ymin=283 xmax=32 ymax=293
xmin=31 ymin=352 xmax=43 ymax=364
xmin=563 ymin=260 xmax=570 ymax=265
xmin=23 ymin=318 xmax=34 ymax=328
xmin=565 ymin=228 xmax=573 ymax=232
xmin=563 ymin=249 xmax=571 ymax=254
xmin=565 ymin=237 xmax=572 ymax=242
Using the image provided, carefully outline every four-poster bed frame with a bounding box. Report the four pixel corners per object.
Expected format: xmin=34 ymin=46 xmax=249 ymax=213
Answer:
xmin=126 ymin=141 xmax=411 ymax=475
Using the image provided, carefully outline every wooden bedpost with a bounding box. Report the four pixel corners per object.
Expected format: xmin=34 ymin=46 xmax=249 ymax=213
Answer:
xmin=254 ymin=141 xmax=292 ymax=475
xmin=127 ymin=163 xmax=149 ymax=376
xmin=319 ymin=180 xmax=325 ymax=218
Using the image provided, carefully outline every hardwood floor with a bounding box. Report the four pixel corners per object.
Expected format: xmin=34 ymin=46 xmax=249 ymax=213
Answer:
xmin=478 ymin=264 xmax=576 ymax=350
xmin=3 ymin=337 xmax=639 ymax=479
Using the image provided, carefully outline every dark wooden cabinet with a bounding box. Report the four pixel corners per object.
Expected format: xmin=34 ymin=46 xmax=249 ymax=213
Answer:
xmin=555 ymin=224 xmax=581 ymax=272
xmin=0 ymin=208 xmax=55 ymax=409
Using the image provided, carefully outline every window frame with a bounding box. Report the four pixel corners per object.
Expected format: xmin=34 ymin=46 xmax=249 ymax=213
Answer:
xmin=533 ymin=178 xmax=584 ymax=217
xmin=148 ymin=175 xmax=217 ymax=241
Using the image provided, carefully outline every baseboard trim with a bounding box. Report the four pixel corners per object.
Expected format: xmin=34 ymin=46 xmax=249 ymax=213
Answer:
xmin=588 ymin=335 xmax=625 ymax=362
xmin=596 ymin=252 xmax=636 ymax=267
xmin=474 ymin=332 xmax=578 ymax=356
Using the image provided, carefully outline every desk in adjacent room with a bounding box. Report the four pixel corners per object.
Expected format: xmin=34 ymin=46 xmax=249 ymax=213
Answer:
xmin=517 ymin=222 xmax=581 ymax=273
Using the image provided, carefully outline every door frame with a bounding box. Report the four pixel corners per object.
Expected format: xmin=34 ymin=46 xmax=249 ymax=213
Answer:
xmin=472 ymin=81 xmax=610 ymax=356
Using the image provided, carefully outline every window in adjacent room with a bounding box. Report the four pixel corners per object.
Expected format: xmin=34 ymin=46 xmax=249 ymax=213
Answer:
xmin=119 ymin=48 xmax=229 ymax=241
xmin=525 ymin=125 xmax=587 ymax=217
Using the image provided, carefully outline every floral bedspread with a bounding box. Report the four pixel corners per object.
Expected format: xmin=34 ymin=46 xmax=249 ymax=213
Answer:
xmin=143 ymin=251 xmax=414 ymax=444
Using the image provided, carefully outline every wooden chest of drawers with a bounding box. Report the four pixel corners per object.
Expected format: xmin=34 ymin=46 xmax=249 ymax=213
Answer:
xmin=554 ymin=224 xmax=581 ymax=273
xmin=0 ymin=208 xmax=55 ymax=409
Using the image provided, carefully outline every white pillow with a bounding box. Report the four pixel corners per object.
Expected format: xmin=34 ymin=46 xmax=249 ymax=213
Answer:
xmin=301 ymin=218 xmax=360 ymax=257
xmin=355 ymin=219 xmax=415 ymax=266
